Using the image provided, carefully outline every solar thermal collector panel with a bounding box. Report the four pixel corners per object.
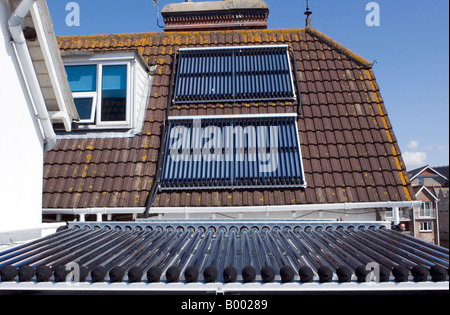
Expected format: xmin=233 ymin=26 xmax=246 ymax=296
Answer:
xmin=160 ymin=114 xmax=306 ymax=190
xmin=173 ymin=45 xmax=296 ymax=104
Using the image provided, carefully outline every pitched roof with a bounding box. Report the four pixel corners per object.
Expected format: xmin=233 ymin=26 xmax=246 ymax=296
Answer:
xmin=408 ymin=165 xmax=449 ymax=181
xmin=43 ymin=27 xmax=414 ymax=210
xmin=413 ymin=186 xmax=439 ymax=201
xmin=433 ymin=166 xmax=449 ymax=180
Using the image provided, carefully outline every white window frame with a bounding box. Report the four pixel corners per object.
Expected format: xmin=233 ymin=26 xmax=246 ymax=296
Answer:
xmin=64 ymin=53 xmax=136 ymax=130
xmin=385 ymin=208 xmax=393 ymax=218
xmin=420 ymin=202 xmax=432 ymax=217
xmin=419 ymin=221 xmax=433 ymax=232
xmin=72 ymin=92 xmax=98 ymax=124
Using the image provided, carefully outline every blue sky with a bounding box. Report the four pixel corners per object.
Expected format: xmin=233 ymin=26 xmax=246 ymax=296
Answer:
xmin=46 ymin=0 xmax=449 ymax=170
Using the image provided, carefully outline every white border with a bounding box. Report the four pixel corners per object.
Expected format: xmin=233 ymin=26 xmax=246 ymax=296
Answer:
xmin=178 ymin=45 xmax=290 ymax=52
xmin=168 ymin=113 xmax=298 ymax=121
xmin=72 ymin=92 xmax=97 ymax=123
xmin=63 ymin=53 xmax=136 ymax=130
xmin=0 ymin=280 xmax=447 ymax=293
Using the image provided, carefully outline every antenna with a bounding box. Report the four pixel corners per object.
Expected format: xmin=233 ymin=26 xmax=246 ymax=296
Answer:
xmin=153 ymin=0 xmax=164 ymax=29
xmin=304 ymin=0 xmax=312 ymax=27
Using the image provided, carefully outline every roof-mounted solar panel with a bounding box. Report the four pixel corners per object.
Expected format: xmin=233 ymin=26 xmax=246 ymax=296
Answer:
xmin=173 ymin=45 xmax=296 ymax=104
xmin=160 ymin=114 xmax=306 ymax=190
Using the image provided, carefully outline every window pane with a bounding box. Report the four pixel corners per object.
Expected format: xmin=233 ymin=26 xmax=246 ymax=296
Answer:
xmin=65 ymin=65 xmax=97 ymax=92
xmin=74 ymin=97 xmax=94 ymax=121
xmin=101 ymin=65 xmax=127 ymax=122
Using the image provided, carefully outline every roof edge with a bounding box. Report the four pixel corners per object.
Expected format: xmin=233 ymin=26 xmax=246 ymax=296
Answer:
xmin=410 ymin=165 xmax=449 ymax=181
xmin=414 ymin=185 xmax=439 ymax=201
xmin=305 ymin=27 xmax=373 ymax=69
xmin=56 ymin=27 xmax=374 ymax=70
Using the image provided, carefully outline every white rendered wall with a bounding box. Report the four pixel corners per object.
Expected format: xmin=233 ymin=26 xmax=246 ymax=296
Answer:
xmin=0 ymin=1 xmax=45 ymax=232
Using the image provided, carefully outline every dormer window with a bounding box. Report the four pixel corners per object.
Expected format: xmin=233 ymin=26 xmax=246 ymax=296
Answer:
xmin=63 ymin=52 xmax=151 ymax=131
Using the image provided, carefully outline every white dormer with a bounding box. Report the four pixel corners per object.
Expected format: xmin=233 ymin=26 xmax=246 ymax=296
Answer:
xmin=62 ymin=51 xmax=152 ymax=134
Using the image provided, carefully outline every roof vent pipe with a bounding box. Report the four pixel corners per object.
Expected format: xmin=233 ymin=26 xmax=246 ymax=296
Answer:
xmin=304 ymin=0 xmax=312 ymax=27
xmin=8 ymin=0 xmax=57 ymax=152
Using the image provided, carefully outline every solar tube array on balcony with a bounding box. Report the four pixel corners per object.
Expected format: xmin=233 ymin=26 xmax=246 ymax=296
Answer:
xmin=160 ymin=114 xmax=306 ymax=190
xmin=1 ymin=221 xmax=448 ymax=286
xmin=173 ymin=45 xmax=296 ymax=104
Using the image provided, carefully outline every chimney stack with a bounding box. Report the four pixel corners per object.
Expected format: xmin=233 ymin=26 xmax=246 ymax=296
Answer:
xmin=161 ymin=0 xmax=269 ymax=32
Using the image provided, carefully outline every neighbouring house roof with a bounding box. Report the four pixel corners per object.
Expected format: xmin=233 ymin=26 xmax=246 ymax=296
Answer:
xmin=42 ymin=27 xmax=414 ymax=210
xmin=408 ymin=165 xmax=449 ymax=182
xmin=413 ymin=186 xmax=439 ymax=201
xmin=433 ymin=166 xmax=450 ymax=181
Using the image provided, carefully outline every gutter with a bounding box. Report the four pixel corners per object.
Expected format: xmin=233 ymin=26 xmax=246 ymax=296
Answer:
xmin=8 ymin=0 xmax=57 ymax=152
xmin=147 ymin=201 xmax=422 ymax=219
xmin=43 ymin=200 xmax=422 ymax=221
